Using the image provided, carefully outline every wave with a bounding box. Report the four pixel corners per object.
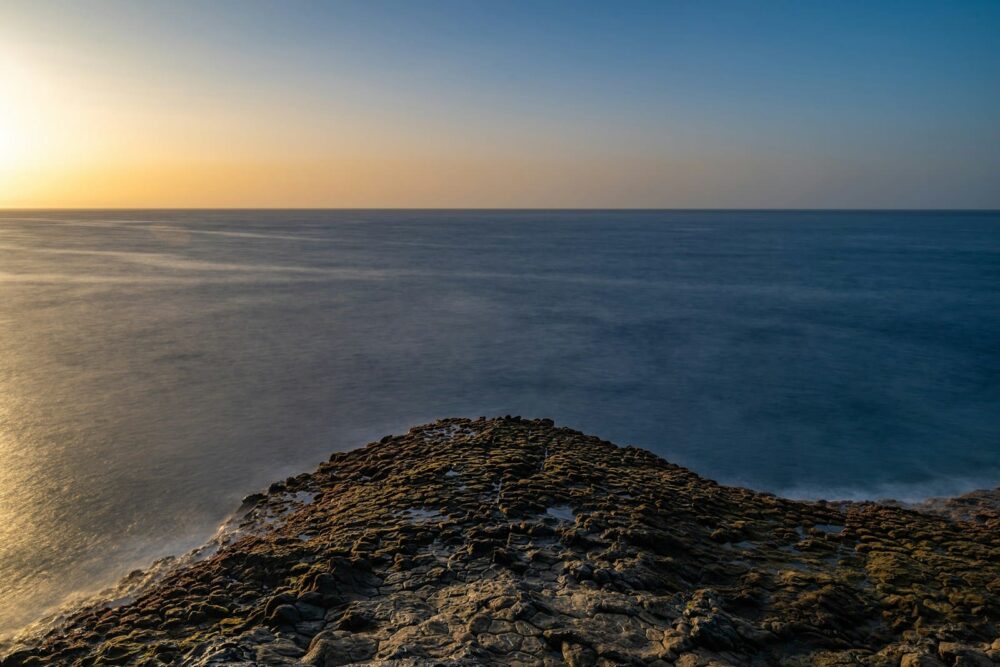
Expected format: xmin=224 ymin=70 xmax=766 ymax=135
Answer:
xmin=772 ymin=474 xmax=1000 ymax=504
xmin=0 ymin=486 xmax=317 ymax=658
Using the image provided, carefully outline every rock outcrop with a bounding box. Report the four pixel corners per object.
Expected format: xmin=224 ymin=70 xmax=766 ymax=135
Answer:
xmin=3 ymin=417 xmax=998 ymax=666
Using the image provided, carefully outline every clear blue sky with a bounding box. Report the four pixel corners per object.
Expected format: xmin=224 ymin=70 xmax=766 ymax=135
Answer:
xmin=1 ymin=0 xmax=998 ymax=207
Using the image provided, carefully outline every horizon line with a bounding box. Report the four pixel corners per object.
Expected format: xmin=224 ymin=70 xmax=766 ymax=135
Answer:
xmin=2 ymin=207 xmax=999 ymax=213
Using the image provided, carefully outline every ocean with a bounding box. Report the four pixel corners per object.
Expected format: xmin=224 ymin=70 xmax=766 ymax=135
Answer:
xmin=0 ymin=209 xmax=998 ymax=640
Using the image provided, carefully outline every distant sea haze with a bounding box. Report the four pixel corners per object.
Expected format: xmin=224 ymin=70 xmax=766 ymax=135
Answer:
xmin=0 ymin=209 xmax=998 ymax=641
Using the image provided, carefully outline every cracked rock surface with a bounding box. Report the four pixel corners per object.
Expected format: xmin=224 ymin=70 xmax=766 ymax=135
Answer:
xmin=3 ymin=417 xmax=998 ymax=666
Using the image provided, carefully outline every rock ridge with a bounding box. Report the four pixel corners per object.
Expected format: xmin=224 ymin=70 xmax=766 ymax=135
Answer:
xmin=3 ymin=416 xmax=998 ymax=666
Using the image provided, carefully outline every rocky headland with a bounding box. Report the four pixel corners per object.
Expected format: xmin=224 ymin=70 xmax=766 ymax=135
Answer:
xmin=3 ymin=417 xmax=998 ymax=666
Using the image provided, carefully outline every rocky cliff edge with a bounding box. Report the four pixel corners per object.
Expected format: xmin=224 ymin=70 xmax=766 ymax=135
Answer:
xmin=3 ymin=417 xmax=999 ymax=666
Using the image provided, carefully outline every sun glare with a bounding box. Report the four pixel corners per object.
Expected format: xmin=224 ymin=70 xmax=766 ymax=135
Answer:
xmin=0 ymin=96 xmax=24 ymax=170
xmin=0 ymin=56 xmax=40 ymax=174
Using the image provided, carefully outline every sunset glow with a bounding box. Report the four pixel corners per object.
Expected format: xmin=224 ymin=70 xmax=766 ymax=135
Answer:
xmin=0 ymin=1 xmax=998 ymax=208
xmin=0 ymin=70 xmax=28 ymax=172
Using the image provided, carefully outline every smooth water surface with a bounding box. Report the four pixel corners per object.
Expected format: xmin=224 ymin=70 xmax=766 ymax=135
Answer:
xmin=1 ymin=209 xmax=998 ymax=637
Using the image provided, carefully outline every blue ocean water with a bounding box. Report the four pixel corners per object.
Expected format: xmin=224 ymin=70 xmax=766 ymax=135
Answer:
xmin=0 ymin=209 xmax=998 ymax=636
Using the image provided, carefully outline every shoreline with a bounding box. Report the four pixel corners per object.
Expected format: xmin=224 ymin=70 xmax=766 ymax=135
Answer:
xmin=4 ymin=478 xmax=995 ymax=658
xmin=3 ymin=416 xmax=998 ymax=665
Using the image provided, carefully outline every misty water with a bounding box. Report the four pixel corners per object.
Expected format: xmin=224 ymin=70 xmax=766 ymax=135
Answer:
xmin=1 ymin=209 xmax=998 ymax=639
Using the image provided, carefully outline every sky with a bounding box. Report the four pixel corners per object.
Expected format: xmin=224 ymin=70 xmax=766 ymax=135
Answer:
xmin=0 ymin=0 xmax=998 ymax=208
